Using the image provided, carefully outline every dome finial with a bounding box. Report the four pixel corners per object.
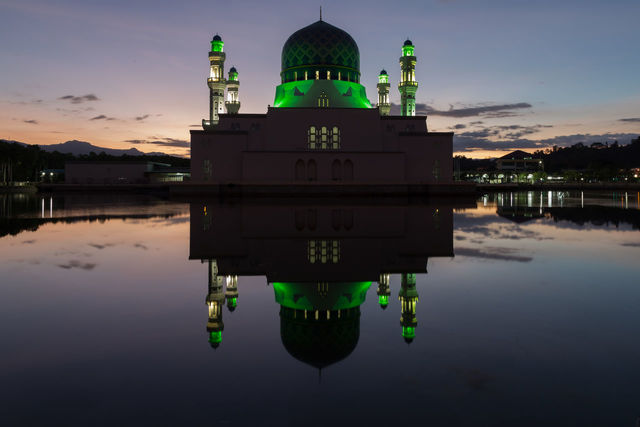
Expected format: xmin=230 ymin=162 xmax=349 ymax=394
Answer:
xmin=319 ymin=6 xmax=322 ymax=21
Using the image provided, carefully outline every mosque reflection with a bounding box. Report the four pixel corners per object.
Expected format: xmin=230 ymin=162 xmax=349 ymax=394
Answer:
xmin=189 ymin=200 xmax=464 ymax=367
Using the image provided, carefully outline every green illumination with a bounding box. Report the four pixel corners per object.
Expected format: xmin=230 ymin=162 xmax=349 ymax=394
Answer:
xmin=229 ymin=72 xmax=238 ymax=81
xmin=273 ymin=80 xmax=371 ymax=109
xmin=378 ymin=74 xmax=388 ymax=84
xmin=378 ymin=295 xmax=389 ymax=306
xmin=209 ymin=331 xmax=222 ymax=344
xmin=402 ymin=45 xmax=414 ymax=56
xmin=402 ymin=326 xmax=416 ymax=339
xmin=211 ymin=40 xmax=224 ymax=52
xmin=273 ymin=281 xmax=372 ymax=311
xmin=228 ymin=297 xmax=237 ymax=308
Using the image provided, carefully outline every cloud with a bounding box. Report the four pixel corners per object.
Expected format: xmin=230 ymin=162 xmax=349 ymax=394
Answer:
xmin=135 ymin=114 xmax=150 ymax=121
xmin=21 ymin=239 xmax=36 ymax=244
xmin=57 ymin=260 xmax=97 ymax=270
xmin=125 ymin=137 xmax=189 ymax=148
xmin=621 ymin=242 xmax=640 ymax=247
xmin=454 ymin=132 xmax=639 ymax=153
xmin=23 ymin=119 xmax=38 ymax=125
xmin=58 ymin=94 xmax=100 ymax=104
xmin=133 ymin=243 xmax=148 ymax=250
xmin=390 ymin=102 xmax=532 ymax=118
xmin=455 ymin=247 xmax=533 ymax=262
xmin=426 ymin=102 xmax=532 ymax=118
xmin=451 ymin=124 xmax=467 ymax=130
xmin=88 ymin=243 xmax=114 ymax=249
xmin=619 ymin=118 xmax=640 ymax=123
xmin=89 ymin=114 xmax=116 ymax=121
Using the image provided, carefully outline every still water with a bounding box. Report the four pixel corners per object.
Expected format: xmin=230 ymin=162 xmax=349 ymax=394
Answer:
xmin=1 ymin=191 xmax=639 ymax=426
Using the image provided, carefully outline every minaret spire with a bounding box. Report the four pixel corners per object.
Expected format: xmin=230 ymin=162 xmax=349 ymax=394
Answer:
xmin=204 ymin=34 xmax=226 ymax=128
xmin=320 ymin=6 xmax=322 ymax=21
xmin=398 ymin=39 xmax=418 ymax=116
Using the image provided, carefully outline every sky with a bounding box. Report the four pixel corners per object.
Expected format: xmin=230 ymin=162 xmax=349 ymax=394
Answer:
xmin=1 ymin=0 xmax=639 ymax=158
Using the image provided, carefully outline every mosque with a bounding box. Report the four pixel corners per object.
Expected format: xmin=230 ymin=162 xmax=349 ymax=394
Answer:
xmin=188 ymin=17 xmax=457 ymax=191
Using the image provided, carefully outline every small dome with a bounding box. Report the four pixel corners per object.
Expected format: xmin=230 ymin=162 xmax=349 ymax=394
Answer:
xmin=379 ymin=69 xmax=388 ymax=75
xmin=212 ymin=34 xmax=222 ymax=42
xmin=229 ymin=66 xmax=237 ymax=73
xmin=404 ymin=39 xmax=413 ymax=46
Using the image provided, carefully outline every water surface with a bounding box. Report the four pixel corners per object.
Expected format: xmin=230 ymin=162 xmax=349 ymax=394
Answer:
xmin=1 ymin=191 xmax=639 ymax=426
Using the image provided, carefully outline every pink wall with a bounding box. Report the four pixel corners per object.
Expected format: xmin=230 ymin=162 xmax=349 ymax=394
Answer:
xmin=190 ymin=108 xmax=452 ymax=185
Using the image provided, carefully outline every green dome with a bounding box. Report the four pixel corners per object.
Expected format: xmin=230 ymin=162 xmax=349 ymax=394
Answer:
xmin=280 ymin=306 xmax=360 ymax=369
xmin=281 ymin=20 xmax=359 ymax=74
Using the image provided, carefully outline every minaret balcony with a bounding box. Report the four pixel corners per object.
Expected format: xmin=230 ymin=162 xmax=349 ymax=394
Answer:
xmin=399 ymin=81 xmax=418 ymax=87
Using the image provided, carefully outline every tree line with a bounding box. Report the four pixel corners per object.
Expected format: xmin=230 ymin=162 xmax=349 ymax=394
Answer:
xmin=0 ymin=140 xmax=189 ymax=184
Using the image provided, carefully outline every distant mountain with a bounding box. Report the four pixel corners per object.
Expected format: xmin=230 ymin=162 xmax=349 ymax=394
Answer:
xmin=1 ymin=138 xmax=167 ymax=156
xmin=36 ymin=140 xmax=166 ymax=156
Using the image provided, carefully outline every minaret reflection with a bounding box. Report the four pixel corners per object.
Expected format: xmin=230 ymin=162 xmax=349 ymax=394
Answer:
xmin=225 ymin=275 xmax=238 ymax=311
xmin=377 ymin=274 xmax=391 ymax=309
xmin=205 ymin=260 xmax=225 ymax=348
xmin=398 ymin=273 xmax=419 ymax=343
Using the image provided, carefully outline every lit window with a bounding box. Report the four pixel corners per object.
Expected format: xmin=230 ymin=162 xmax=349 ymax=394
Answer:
xmin=308 ymin=240 xmax=340 ymax=264
xmin=318 ymin=92 xmax=329 ymax=107
xmin=327 ymin=71 xmax=331 ymax=80
xmin=315 ymin=70 xmax=319 ymax=80
xmin=308 ymin=126 xmax=340 ymax=150
xmin=308 ymin=126 xmax=317 ymax=149
xmin=321 ymin=126 xmax=328 ymax=149
xmin=332 ymin=126 xmax=340 ymax=149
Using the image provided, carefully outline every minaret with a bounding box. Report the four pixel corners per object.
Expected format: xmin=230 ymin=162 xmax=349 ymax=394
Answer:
xmin=205 ymin=259 xmax=225 ymax=348
xmin=377 ymin=273 xmax=391 ymax=309
xmin=398 ymin=39 xmax=418 ymax=116
xmin=205 ymin=34 xmax=226 ymax=127
xmin=225 ymin=67 xmax=241 ymax=114
xmin=398 ymin=273 xmax=418 ymax=343
xmin=377 ymin=70 xmax=391 ymax=116
xmin=224 ymin=275 xmax=239 ymax=311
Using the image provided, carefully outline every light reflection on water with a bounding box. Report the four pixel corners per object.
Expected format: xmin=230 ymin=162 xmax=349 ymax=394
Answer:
xmin=0 ymin=191 xmax=639 ymax=426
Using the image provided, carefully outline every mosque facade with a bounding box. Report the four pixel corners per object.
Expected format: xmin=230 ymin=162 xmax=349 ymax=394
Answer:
xmin=189 ymin=19 xmax=454 ymax=188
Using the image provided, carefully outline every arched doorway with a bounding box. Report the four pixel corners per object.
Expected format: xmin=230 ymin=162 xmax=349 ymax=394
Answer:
xmin=344 ymin=159 xmax=354 ymax=181
xmin=295 ymin=159 xmax=305 ymax=181
xmin=331 ymin=159 xmax=342 ymax=181
xmin=307 ymin=159 xmax=317 ymax=181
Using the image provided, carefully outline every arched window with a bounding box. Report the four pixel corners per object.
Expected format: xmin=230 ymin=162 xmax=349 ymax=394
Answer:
xmin=331 ymin=210 xmax=341 ymax=231
xmin=331 ymin=159 xmax=342 ymax=181
xmin=295 ymin=209 xmax=305 ymax=231
xmin=295 ymin=159 xmax=305 ymax=181
xmin=343 ymin=209 xmax=354 ymax=230
xmin=307 ymin=209 xmax=317 ymax=230
xmin=307 ymin=159 xmax=317 ymax=181
xmin=203 ymin=159 xmax=212 ymax=181
xmin=344 ymin=159 xmax=353 ymax=181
